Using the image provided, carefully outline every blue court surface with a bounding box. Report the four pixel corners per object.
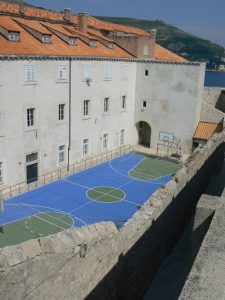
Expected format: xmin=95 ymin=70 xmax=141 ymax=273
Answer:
xmin=0 ymin=152 xmax=179 ymax=242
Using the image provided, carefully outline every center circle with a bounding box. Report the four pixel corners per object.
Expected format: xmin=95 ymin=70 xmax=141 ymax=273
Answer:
xmin=87 ymin=186 xmax=125 ymax=203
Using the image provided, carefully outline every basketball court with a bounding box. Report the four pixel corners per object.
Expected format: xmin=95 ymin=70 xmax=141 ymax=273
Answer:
xmin=0 ymin=152 xmax=180 ymax=247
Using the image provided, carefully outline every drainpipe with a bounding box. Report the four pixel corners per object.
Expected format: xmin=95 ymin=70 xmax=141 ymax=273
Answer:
xmin=67 ymin=58 xmax=72 ymax=170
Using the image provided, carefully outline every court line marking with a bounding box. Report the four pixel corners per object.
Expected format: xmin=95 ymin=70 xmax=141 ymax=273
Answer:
xmin=58 ymin=201 xmax=93 ymax=220
xmin=124 ymin=199 xmax=141 ymax=206
xmin=4 ymin=203 xmax=87 ymax=226
xmin=131 ymin=152 xmax=181 ymax=168
xmin=61 ymin=178 xmax=90 ymax=190
xmin=17 ymin=202 xmax=74 ymax=228
xmin=28 ymin=213 xmax=67 ymax=231
xmin=0 ymin=213 xmax=42 ymax=238
xmin=86 ymin=186 xmax=126 ymax=202
xmin=85 ymin=181 xmax=132 ymax=204
xmin=109 ymin=158 xmax=166 ymax=184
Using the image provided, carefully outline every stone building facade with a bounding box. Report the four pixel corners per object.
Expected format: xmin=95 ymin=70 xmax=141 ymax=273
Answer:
xmin=0 ymin=2 xmax=205 ymax=187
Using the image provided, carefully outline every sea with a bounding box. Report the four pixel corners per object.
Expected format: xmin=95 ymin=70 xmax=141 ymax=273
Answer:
xmin=204 ymin=71 xmax=225 ymax=88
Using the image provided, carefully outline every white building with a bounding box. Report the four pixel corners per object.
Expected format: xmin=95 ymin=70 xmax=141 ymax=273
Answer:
xmin=0 ymin=2 xmax=205 ymax=187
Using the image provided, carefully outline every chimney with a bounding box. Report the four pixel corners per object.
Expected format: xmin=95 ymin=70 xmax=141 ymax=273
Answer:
xmin=19 ymin=0 xmax=25 ymax=15
xmin=150 ymin=29 xmax=157 ymax=43
xmin=77 ymin=12 xmax=88 ymax=34
xmin=64 ymin=8 xmax=71 ymax=22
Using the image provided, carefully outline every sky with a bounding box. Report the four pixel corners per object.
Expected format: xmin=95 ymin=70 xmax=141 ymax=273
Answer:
xmin=26 ymin=0 xmax=225 ymax=48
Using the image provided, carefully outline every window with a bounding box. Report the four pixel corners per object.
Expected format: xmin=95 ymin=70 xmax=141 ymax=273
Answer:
xmin=58 ymin=65 xmax=67 ymax=81
xmin=104 ymin=65 xmax=112 ymax=80
xmin=42 ymin=35 xmax=51 ymax=43
xmin=144 ymin=69 xmax=149 ymax=77
xmin=8 ymin=32 xmax=19 ymax=41
xmin=83 ymin=100 xmax=90 ymax=116
xmin=108 ymin=43 xmax=114 ymax=49
xmin=89 ymin=41 xmax=97 ymax=47
xmin=69 ymin=38 xmax=76 ymax=45
xmin=142 ymin=100 xmax=147 ymax=108
xmin=83 ymin=139 xmax=89 ymax=156
xmin=26 ymin=65 xmax=36 ymax=81
xmin=83 ymin=65 xmax=92 ymax=80
xmin=27 ymin=108 xmax=35 ymax=127
xmin=122 ymin=95 xmax=126 ymax=110
xmin=26 ymin=153 xmax=38 ymax=163
xmin=0 ymin=162 xmax=3 ymax=184
xmin=121 ymin=66 xmax=128 ymax=79
xmin=120 ymin=129 xmax=125 ymax=145
xmin=103 ymin=97 xmax=109 ymax=113
xmin=102 ymin=133 xmax=108 ymax=151
xmin=58 ymin=104 xmax=65 ymax=121
xmin=58 ymin=145 xmax=65 ymax=164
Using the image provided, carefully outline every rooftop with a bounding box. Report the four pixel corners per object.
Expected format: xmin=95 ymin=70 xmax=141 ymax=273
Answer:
xmin=194 ymin=121 xmax=223 ymax=140
xmin=0 ymin=1 xmax=186 ymax=62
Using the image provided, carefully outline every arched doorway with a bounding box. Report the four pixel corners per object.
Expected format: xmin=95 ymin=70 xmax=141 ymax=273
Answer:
xmin=136 ymin=121 xmax=151 ymax=147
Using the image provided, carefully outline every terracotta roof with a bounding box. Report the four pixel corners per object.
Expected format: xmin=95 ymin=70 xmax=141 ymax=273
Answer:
xmin=0 ymin=2 xmax=149 ymax=36
xmin=0 ymin=2 xmax=186 ymax=61
xmin=155 ymin=44 xmax=187 ymax=62
xmin=82 ymin=16 xmax=149 ymax=37
xmin=193 ymin=122 xmax=223 ymax=140
xmin=0 ymin=16 xmax=133 ymax=58
xmin=14 ymin=17 xmax=51 ymax=34
xmin=87 ymin=28 xmax=114 ymax=43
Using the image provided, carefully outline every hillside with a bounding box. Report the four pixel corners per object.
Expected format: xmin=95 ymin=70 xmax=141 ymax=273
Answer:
xmin=96 ymin=16 xmax=225 ymax=70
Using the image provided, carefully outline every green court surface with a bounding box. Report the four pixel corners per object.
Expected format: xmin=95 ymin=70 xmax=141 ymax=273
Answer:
xmin=0 ymin=212 xmax=73 ymax=248
xmin=129 ymin=156 xmax=180 ymax=180
xmin=87 ymin=187 xmax=125 ymax=203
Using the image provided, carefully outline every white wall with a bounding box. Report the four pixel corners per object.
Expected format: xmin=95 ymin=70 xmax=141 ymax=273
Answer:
xmin=0 ymin=59 xmax=136 ymax=187
xmin=0 ymin=58 xmax=205 ymax=188
xmin=134 ymin=61 xmax=205 ymax=153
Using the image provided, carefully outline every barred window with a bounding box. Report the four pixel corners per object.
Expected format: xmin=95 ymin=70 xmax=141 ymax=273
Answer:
xmin=103 ymin=97 xmax=109 ymax=113
xmin=120 ymin=129 xmax=125 ymax=145
xmin=59 ymin=145 xmax=65 ymax=164
xmin=122 ymin=95 xmax=126 ymax=109
xmin=102 ymin=133 xmax=108 ymax=151
xmin=26 ymin=153 xmax=38 ymax=163
xmin=58 ymin=104 xmax=65 ymax=120
xmin=83 ymin=100 xmax=90 ymax=116
xmin=27 ymin=108 xmax=35 ymax=127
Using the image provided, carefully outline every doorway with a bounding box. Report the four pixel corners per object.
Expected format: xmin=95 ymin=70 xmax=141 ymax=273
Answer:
xmin=136 ymin=121 xmax=151 ymax=147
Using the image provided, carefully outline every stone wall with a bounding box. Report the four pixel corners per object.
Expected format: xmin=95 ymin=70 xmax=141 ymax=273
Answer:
xmin=0 ymin=132 xmax=225 ymax=300
xmin=201 ymin=87 xmax=225 ymax=123
xmin=180 ymin=194 xmax=225 ymax=299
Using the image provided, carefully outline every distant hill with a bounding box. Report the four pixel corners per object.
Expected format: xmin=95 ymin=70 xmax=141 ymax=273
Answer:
xmin=96 ymin=16 xmax=225 ymax=70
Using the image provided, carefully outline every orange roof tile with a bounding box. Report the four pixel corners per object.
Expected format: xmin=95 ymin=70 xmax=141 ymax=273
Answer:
xmin=87 ymin=28 xmax=114 ymax=43
xmin=0 ymin=15 xmax=19 ymax=31
xmin=0 ymin=16 xmax=133 ymax=58
xmin=14 ymin=17 xmax=51 ymax=34
xmin=0 ymin=2 xmax=186 ymax=61
xmin=0 ymin=2 xmax=149 ymax=36
xmin=82 ymin=16 xmax=149 ymax=37
xmin=193 ymin=122 xmax=223 ymax=140
xmin=155 ymin=44 xmax=187 ymax=62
